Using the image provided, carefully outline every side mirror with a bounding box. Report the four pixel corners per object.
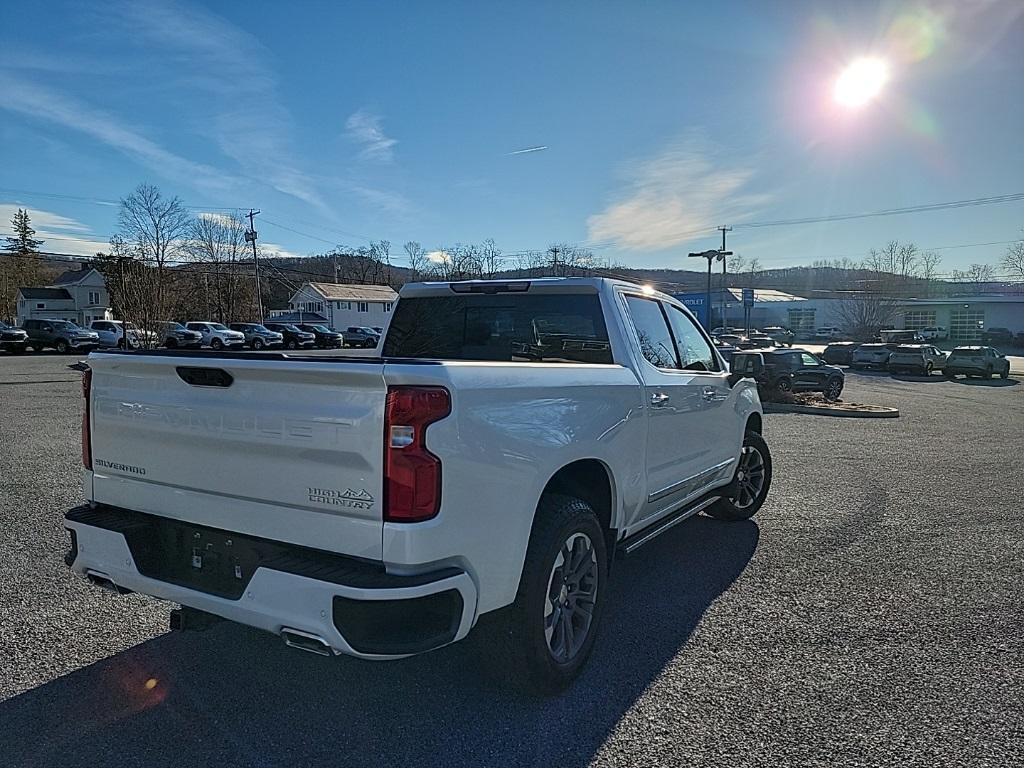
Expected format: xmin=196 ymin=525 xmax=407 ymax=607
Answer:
xmin=729 ymin=352 xmax=764 ymax=386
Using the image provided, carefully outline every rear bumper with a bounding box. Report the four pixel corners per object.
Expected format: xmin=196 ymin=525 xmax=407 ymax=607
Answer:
xmin=65 ymin=504 xmax=477 ymax=659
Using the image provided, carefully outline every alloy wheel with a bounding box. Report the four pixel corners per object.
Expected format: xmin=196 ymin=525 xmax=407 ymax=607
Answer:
xmin=543 ymin=532 xmax=599 ymax=664
xmin=733 ymin=445 xmax=767 ymax=509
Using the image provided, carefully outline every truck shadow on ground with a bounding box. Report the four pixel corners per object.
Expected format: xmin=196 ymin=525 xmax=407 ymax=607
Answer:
xmin=1 ymin=516 xmax=758 ymax=768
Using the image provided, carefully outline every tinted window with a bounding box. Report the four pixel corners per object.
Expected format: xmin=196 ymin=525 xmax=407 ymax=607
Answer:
xmin=664 ymin=304 xmax=719 ymax=372
xmin=623 ymin=295 xmax=678 ymax=369
xmin=384 ymin=293 xmax=613 ymax=364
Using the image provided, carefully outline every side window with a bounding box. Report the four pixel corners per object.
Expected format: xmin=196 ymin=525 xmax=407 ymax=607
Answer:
xmin=800 ymin=352 xmax=819 ymax=367
xmin=624 ymin=295 xmax=679 ymax=370
xmin=664 ymin=304 xmax=719 ymax=372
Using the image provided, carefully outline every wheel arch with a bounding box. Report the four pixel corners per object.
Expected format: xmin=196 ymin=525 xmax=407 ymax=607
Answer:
xmin=537 ymin=459 xmax=617 ymax=554
xmin=745 ymin=412 xmax=763 ymax=435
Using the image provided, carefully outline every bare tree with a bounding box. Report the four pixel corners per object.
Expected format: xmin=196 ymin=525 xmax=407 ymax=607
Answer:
xmin=479 ymin=238 xmax=503 ymax=278
xmin=834 ymin=292 xmax=900 ymax=341
xmin=184 ymin=213 xmax=252 ymax=322
xmin=404 ymin=241 xmax=429 ymax=279
xmin=952 ymin=263 xmax=996 ymax=294
xmin=92 ymin=235 xmax=162 ymax=346
xmin=117 ymin=184 xmax=192 ymax=320
xmin=1002 ymin=239 xmax=1024 ymax=282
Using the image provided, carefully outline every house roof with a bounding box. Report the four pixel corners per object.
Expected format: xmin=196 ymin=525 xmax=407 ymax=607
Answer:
xmin=51 ymin=267 xmax=99 ymax=286
xmin=18 ymin=287 xmax=72 ymax=300
xmin=266 ymin=312 xmax=330 ymax=325
xmin=305 ymin=282 xmax=398 ymax=301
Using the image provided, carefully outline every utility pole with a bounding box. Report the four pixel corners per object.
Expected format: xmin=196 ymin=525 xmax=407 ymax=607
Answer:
xmin=717 ymin=225 xmax=732 ymax=330
xmin=245 ymin=209 xmax=263 ymax=322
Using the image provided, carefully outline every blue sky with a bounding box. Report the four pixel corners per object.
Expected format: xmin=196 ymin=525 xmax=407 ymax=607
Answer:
xmin=1 ymin=0 xmax=1021 ymax=273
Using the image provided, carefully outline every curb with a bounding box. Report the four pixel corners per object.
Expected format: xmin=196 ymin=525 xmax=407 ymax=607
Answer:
xmin=763 ymin=403 xmax=900 ymax=418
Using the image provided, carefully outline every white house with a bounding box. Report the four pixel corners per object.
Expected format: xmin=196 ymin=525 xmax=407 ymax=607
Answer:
xmin=275 ymin=282 xmax=399 ymax=330
xmin=16 ymin=265 xmax=112 ymax=326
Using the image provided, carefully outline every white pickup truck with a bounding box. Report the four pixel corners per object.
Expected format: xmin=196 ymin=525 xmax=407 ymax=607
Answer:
xmin=66 ymin=278 xmax=771 ymax=692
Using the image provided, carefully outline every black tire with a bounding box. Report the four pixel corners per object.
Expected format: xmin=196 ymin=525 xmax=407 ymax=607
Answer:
xmin=983 ymin=366 xmax=992 ymax=380
xmin=211 ymin=338 xmax=224 ymax=351
xmin=707 ymin=430 xmax=772 ymax=521
xmin=1000 ymin=367 xmax=1009 ymax=380
xmin=775 ymin=376 xmax=792 ymax=393
xmin=286 ymin=339 xmax=298 ymax=350
xmin=502 ymin=494 xmax=607 ymax=695
xmin=824 ymin=376 xmax=844 ymax=402
xmin=364 ymin=339 xmax=375 ymax=348
xmin=56 ymin=339 xmax=69 ymax=354
xmin=252 ymin=338 xmax=264 ymax=350
xmin=165 ymin=337 xmax=177 ymax=349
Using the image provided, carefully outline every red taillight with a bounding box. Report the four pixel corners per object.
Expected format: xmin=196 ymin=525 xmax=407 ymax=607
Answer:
xmin=81 ymin=367 xmax=92 ymax=470
xmin=383 ymin=386 xmax=451 ymax=522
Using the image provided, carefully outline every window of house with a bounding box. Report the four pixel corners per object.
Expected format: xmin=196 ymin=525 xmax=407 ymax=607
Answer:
xmin=358 ymin=302 xmax=368 ymax=313
xmin=384 ymin=302 xmax=393 ymax=312
xmin=36 ymin=303 xmax=45 ymax=310
xmin=88 ymin=291 xmax=100 ymax=305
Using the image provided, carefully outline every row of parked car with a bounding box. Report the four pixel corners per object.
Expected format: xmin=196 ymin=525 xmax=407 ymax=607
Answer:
xmin=0 ymin=318 xmax=384 ymax=354
xmin=820 ymin=341 xmax=1012 ymax=379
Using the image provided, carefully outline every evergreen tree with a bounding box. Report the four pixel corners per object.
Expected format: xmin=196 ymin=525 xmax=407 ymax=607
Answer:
xmin=3 ymin=208 xmax=44 ymax=255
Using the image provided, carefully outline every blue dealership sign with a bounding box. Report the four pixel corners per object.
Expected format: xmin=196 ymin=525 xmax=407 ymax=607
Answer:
xmin=673 ymin=292 xmax=708 ymax=328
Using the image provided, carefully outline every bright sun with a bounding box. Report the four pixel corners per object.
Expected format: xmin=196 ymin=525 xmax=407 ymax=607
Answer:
xmin=834 ymin=58 xmax=890 ymax=108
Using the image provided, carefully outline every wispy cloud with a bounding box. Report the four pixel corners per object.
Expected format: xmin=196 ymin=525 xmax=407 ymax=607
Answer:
xmin=507 ymin=145 xmax=548 ymax=155
xmin=587 ymin=135 xmax=771 ymax=251
xmin=0 ymin=203 xmax=110 ymax=256
xmin=345 ymin=109 xmax=397 ymax=162
xmin=0 ymin=76 xmax=240 ymax=194
xmin=98 ymin=0 xmax=329 ymax=212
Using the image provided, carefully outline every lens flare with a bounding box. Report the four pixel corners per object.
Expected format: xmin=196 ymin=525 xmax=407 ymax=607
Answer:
xmin=834 ymin=58 xmax=890 ymax=108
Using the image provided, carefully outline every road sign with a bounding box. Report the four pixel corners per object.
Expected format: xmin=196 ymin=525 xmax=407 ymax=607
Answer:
xmin=742 ymin=288 xmax=754 ymax=307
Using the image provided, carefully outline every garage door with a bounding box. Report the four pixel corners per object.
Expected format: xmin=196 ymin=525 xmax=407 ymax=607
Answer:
xmin=950 ymin=310 xmax=984 ymax=341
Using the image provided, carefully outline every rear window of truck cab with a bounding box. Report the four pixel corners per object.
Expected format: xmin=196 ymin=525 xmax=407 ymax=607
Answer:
xmin=383 ymin=293 xmax=613 ymax=364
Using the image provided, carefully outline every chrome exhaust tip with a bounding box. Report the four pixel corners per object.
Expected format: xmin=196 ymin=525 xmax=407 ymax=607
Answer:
xmin=281 ymin=627 xmax=333 ymax=657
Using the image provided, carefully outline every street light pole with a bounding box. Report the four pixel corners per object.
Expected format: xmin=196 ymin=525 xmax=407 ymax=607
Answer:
xmin=688 ymin=249 xmax=719 ymax=329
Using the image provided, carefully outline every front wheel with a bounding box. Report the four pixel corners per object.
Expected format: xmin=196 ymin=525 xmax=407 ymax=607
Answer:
xmin=1000 ymin=367 xmax=1009 ymax=380
xmin=502 ymin=494 xmax=607 ymax=694
xmin=286 ymin=339 xmax=298 ymax=350
xmin=824 ymin=377 xmax=843 ymax=402
xmin=55 ymin=339 xmax=69 ymax=354
xmin=707 ymin=430 xmax=772 ymax=521
xmin=252 ymin=338 xmax=264 ymax=350
xmin=211 ymin=338 xmax=224 ymax=351
xmin=775 ymin=376 xmax=793 ymax=393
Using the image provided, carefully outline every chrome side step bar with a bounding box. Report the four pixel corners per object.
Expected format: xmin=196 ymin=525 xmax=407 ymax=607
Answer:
xmin=617 ymin=495 xmax=721 ymax=558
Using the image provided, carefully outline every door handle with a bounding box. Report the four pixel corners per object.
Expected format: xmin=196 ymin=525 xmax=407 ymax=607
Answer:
xmin=650 ymin=392 xmax=670 ymax=407
xmin=702 ymin=386 xmax=727 ymax=402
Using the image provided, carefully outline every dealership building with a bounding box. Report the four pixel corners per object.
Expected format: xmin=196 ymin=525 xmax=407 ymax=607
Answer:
xmin=674 ymin=288 xmax=1024 ymax=342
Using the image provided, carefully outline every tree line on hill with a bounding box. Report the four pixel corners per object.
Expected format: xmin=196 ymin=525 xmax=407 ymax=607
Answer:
xmin=3 ymin=182 xmax=1021 ymax=331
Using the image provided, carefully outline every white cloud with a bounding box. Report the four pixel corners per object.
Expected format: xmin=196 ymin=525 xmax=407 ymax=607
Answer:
xmin=0 ymin=203 xmax=109 ymax=257
xmin=587 ymin=136 xmax=771 ymax=251
xmin=345 ymin=109 xmax=397 ymax=162
xmin=426 ymin=250 xmax=450 ymax=264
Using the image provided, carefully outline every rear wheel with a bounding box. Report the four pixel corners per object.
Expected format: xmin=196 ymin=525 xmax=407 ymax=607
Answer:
xmin=502 ymin=494 xmax=607 ymax=695
xmin=286 ymin=339 xmax=298 ymax=350
xmin=707 ymin=430 xmax=772 ymax=521
xmin=252 ymin=338 xmax=265 ymax=350
xmin=775 ymin=376 xmax=792 ymax=393
xmin=211 ymin=338 xmax=224 ymax=351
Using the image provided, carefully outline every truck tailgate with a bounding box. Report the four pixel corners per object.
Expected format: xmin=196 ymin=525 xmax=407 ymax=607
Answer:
xmin=87 ymin=353 xmax=387 ymax=560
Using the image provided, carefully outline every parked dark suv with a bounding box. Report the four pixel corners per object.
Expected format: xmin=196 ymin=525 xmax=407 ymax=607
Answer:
xmin=0 ymin=320 xmax=29 ymax=354
xmin=759 ymin=348 xmax=845 ymax=401
xmin=298 ymin=323 xmax=344 ymax=348
xmin=981 ymin=327 xmax=1014 ymax=346
xmin=821 ymin=341 xmax=861 ymax=366
xmin=22 ymin=318 xmax=99 ymax=353
xmin=264 ymin=323 xmax=316 ymax=350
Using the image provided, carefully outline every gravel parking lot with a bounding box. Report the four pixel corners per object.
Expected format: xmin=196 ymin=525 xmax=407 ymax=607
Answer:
xmin=1 ymin=352 xmax=1022 ymax=767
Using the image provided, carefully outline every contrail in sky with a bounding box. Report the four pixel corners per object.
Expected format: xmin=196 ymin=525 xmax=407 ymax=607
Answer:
xmin=507 ymin=145 xmax=548 ymax=155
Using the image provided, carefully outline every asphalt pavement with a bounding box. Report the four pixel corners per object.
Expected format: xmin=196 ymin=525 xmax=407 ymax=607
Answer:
xmin=1 ymin=352 xmax=1022 ymax=767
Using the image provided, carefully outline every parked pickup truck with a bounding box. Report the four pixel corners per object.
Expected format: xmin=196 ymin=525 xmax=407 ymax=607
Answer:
xmin=65 ymin=278 xmax=771 ymax=692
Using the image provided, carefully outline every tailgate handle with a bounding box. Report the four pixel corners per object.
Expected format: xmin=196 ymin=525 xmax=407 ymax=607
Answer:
xmin=176 ymin=366 xmax=234 ymax=388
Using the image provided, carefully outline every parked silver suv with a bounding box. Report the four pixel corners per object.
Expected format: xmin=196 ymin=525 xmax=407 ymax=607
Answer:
xmin=944 ymin=346 xmax=1010 ymax=380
